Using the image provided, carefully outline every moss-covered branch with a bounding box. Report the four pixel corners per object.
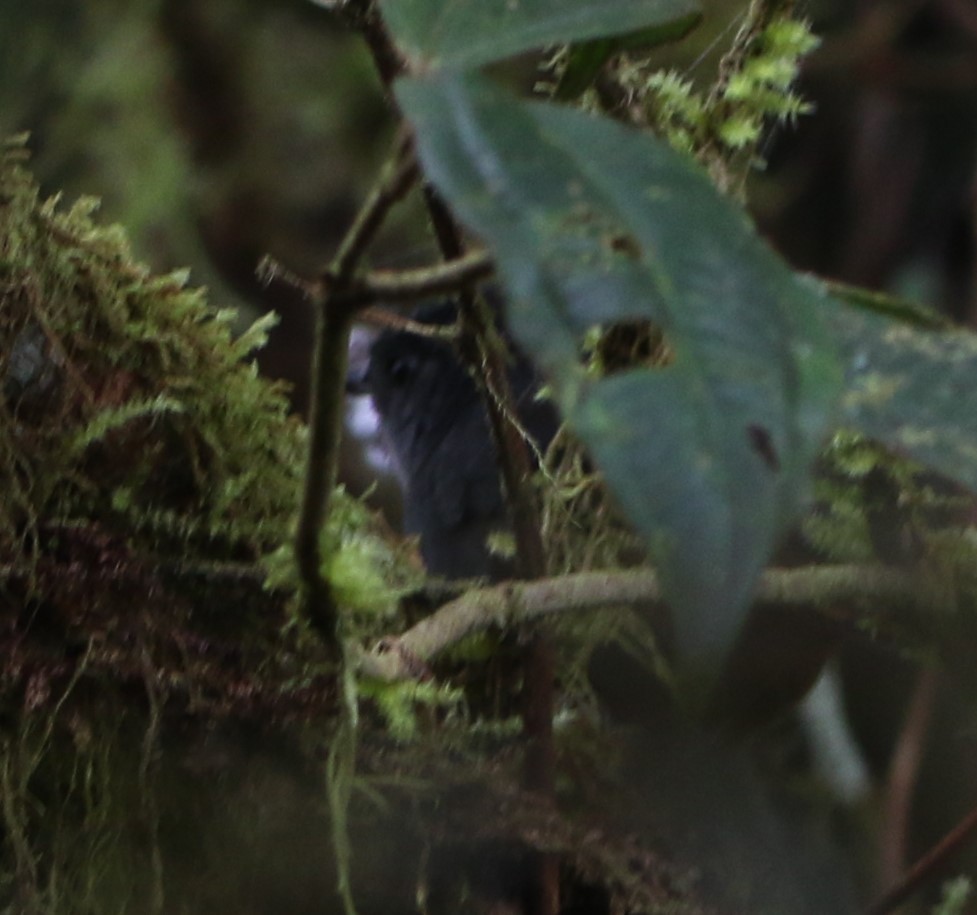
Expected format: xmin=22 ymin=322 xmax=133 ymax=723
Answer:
xmin=358 ymin=564 xmax=940 ymax=681
xmin=295 ymin=135 xmax=421 ymax=657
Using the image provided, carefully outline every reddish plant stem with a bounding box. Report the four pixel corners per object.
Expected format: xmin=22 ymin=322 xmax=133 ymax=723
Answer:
xmin=869 ymin=799 xmax=977 ymax=915
xmin=426 ymin=162 xmax=560 ymax=915
xmin=424 ymin=157 xmax=561 ymax=915
xmin=347 ymin=7 xmax=559 ymax=912
xmin=876 ymin=667 xmax=939 ymax=894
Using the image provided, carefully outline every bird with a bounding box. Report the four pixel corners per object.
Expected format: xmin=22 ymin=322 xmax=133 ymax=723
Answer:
xmin=346 ymin=300 xmax=556 ymax=580
xmin=347 ymin=302 xmax=865 ymax=915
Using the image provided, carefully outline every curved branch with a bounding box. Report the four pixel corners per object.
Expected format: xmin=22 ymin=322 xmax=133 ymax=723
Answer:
xmin=358 ymin=564 xmax=936 ymax=680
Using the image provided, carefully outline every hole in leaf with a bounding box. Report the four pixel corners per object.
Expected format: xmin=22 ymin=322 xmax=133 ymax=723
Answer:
xmin=747 ymin=423 xmax=780 ymax=471
xmin=588 ymin=320 xmax=670 ymax=375
xmin=606 ymin=231 xmax=641 ymax=260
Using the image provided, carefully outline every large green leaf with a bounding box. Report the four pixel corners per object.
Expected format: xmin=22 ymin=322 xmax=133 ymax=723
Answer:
xmin=829 ymin=302 xmax=977 ymax=489
xmin=377 ymin=0 xmax=700 ymax=71
xmin=396 ymin=73 xmax=843 ymax=666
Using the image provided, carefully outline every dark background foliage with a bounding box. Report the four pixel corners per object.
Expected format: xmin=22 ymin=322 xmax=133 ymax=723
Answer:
xmin=6 ymin=0 xmax=977 ymax=464
xmin=5 ymin=0 xmax=977 ymax=911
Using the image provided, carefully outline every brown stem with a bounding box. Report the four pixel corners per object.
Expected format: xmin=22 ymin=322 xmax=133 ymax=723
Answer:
xmin=346 ymin=0 xmax=408 ymax=88
xmin=461 ymin=301 xmax=549 ymax=581
xmin=435 ymin=162 xmax=559 ymax=915
xmin=877 ymin=668 xmax=939 ymax=895
xmin=456 ymin=299 xmax=557 ymax=914
xmin=295 ymin=134 xmax=420 ymax=658
xmin=138 ymin=636 xmax=165 ymax=915
xmin=294 ymin=298 xmax=351 ymax=658
xmin=868 ymin=801 xmax=977 ymax=915
xmin=348 ymin=6 xmax=558 ymax=908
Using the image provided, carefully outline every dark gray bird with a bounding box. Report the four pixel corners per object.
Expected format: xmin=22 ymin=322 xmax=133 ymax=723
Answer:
xmin=348 ymin=307 xmax=862 ymax=915
xmin=347 ymin=302 xmax=555 ymax=579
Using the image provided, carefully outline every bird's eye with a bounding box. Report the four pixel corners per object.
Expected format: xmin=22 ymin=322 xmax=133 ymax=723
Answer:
xmin=387 ymin=354 xmax=416 ymax=385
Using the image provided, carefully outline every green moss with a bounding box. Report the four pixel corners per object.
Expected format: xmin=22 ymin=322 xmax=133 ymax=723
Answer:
xmin=603 ymin=12 xmax=820 ymax=191
xmin=357 ymin=679 xmax=464 ymax=742
xmin=0 ymin=134 xmax=306 ymax=562
xmin=0 ymin=134 xmax=436 ymax=914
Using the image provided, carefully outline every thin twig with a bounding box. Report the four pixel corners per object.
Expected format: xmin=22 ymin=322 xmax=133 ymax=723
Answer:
xmin=429 ymin=192 xmax=558 ymax=914
xmin=417 ymin=143 xmax=557 ymax=914
xmin=292 ymin=119 xmax=427 ymax=915
xmin=257 ymin=248 xmax=495 ymax=313
xmin=333 ymin=249 xmax=495 ymax=308
xmin=345 ymin=0 xmax=408 ymax=87
xmin=355 ymin=305 xmax=461 ymax=338
xmin=457 ymin=295 xmax=555 ymax=839
xmin=138 ymin=635 xmax=165 ymax=915
xmin=868 ymin=802 xmax=977 ymax=915
xmin=329 ymin=130 xmax=418 ymax=283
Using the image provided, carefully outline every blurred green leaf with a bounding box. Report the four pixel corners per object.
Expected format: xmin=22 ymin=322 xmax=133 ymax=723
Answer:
xmin=830 ymin=303 xmax=977 ymax=490
xmin=377 ymin=0 xmax=700 ymax=71
xmin=396 ymin=72 xmax=843 ymax=668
